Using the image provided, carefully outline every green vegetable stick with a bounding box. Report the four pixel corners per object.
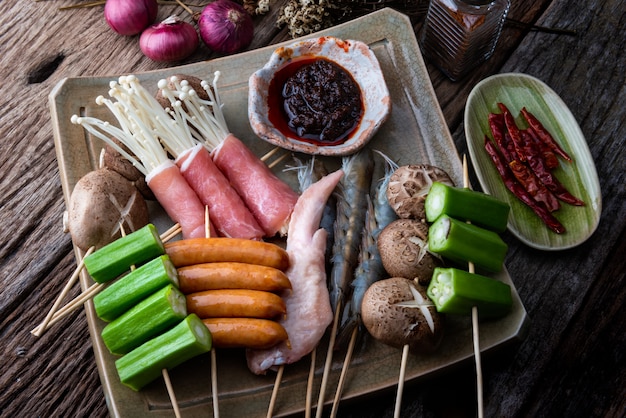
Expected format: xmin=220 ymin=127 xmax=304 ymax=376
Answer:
xmin=94 ymin=255 xmax=179 ymax=322
xmin=428 ymin=214 xmax=507 ymax=272
xmin=102 ymin=284 xmax=187 ymax=355
xmin=427 ymin=267 xmax=512 ymax=318
xmin=84 ymin=224 xmax=165 ymax=283
xmin=115 ymin=314 xmax=212 ymax=391
xmin=425 ymin=182 xmax=510 ymax=232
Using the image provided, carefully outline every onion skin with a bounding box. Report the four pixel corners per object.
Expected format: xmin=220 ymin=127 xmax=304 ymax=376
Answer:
xmin=198 ymin=0 xmax=254 ymax=55
xmin=140 ymin=16 xmax=200 ymax=63
xmin=104 ymin=0 xmax=158 ymax=36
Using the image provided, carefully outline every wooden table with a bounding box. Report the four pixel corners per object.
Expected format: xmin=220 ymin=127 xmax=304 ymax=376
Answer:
xmin=1 ymin=0 xmax=624 ymax=417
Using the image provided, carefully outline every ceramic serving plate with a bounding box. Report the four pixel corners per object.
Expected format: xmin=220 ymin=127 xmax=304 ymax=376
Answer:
xmin=49 ymin=9 xmax=528 ymax=418
xmin=464 ymin=73 xmax=601 ymax=250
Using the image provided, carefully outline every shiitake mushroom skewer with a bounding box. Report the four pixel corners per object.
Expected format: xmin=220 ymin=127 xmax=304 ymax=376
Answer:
xmin=385 ymin=157 xmax=485 ymax=418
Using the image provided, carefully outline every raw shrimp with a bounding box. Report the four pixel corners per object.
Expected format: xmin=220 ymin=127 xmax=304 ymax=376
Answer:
xmin=336 ymin=151 xmax=398 ymax=347
xmin=329 ymin=149 xmax=374 ymax=314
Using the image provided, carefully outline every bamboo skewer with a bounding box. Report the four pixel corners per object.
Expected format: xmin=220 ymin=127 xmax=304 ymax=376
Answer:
xmin=315 ymin=299 xmax=343 ymax=418
xmin=305 ymin=349 xmax=317 ymax=418
xmin=394 ymin=344 xmax=410 ymax=418
xmin=204 ymin=206 xmax=221 ymax=418
xmin=31 ymin=246 xmax=95 ymax=337
xmin=463 ymin=155 xmax=484 ymax=418
xmin=330 ymin=326 xmax=358 ymax=418
xmin=261 ymin=146 xmax=290 ymax=170
xmin=163 ymin=369 xmax=182 ymax=418
xmin=30 ymin=282 xmax=105 ymax=335
xmin=266 ymin=365 xmax=285 ymax=418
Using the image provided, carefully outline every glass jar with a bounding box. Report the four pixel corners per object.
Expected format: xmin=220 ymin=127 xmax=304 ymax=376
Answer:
xmin=420 ymin=0 xmax=510 ymax=81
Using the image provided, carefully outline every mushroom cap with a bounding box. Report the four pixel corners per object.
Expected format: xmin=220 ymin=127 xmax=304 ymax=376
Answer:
xmin=68 ymin=168 xmax=150 ymax=251
xmin=155 ymin=74 xmax=211 ymax=110
xmin=100 ymin=139 xmax=154 ymax=200
xmin=386 ymin=164 xmax=454 ymax=220
xmin=361 ymin=277 xmax=444 ymax=353
xmin=377 ymin=218 xmax=443 ymax=284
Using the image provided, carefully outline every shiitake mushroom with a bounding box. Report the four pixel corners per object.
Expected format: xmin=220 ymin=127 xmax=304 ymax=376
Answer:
xmin=67 ymin=168 xmax=150 ymax=251
xmin=361 ymin=277 xmax=443 ymax=353
xmin=386 ymin=164 xmax=454 ymax=220
xmin=100 ymin=140 xmax=154 ymax=200
xmin=377 ymin=218 xmax=443 ymax=285
xmin=154 ymin=73 xmax=211 ymax=110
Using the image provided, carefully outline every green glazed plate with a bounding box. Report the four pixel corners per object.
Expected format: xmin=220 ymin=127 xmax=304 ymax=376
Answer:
xmin=465 ymin=73 xmax=601 ymax=250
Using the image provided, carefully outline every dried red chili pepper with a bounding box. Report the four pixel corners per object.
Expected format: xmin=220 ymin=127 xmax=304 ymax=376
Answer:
xmin=520 ymin=130 xmax=585 ymax=206
xmin=525 ymin=126 xmax=559 ymax=170
xmin=483 ymin=136 xmax=565 ymax=234
xmin=498 ymin=103 xmax=526 ymax=162
xmin=489 ymin=112 xmax=516 ymax=162
xmin=489 ymin=117 xmax=560 ymax=212
xmin=509 ymin=159 xmax=560 ymax=212
xmin=521 ymin=107 xmax=572 ymax=162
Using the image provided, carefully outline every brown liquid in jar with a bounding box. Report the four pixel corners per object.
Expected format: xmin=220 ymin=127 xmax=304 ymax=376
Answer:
xmin=268 ymin=57 xmax=363 ymax=146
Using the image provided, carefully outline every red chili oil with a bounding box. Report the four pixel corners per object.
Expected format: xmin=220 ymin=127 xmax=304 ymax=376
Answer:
xmin=267 ymin=57 xmax=363 ymax=146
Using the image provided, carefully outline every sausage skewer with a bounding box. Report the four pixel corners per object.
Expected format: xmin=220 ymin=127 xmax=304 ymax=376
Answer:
xmin=203 ymin=207 xmax=221 ymax=418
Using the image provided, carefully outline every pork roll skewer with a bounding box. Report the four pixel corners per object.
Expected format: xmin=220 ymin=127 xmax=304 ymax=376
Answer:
xmin=158 ymin=73 xmax=299 ymax=238
xmin=71 ymin=75 xmax=215 ymax=239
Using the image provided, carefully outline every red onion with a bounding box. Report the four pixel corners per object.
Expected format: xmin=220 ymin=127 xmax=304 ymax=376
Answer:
xmin=140 ymin=16 xmax=199 ymax=62
xmin=104 ymin=0 xmax=158 ymax=36
xmin=198 ymin=0 xmax=254 ymax=55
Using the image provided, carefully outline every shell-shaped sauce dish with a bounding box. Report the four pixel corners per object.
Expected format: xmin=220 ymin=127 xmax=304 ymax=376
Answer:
xmin=248 ymin=36 xmax=391 ymax=156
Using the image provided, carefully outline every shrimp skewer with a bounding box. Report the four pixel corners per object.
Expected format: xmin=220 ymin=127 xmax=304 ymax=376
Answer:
xmin=316 ymin=150 xmax=373 ymax=417
xmin=328 ymin=150 xmax=374 ymax=313
xmin=336 ymin=151 xmax=398 ymax=347
xmin=331 ymin=153 xmax=398 ymax=417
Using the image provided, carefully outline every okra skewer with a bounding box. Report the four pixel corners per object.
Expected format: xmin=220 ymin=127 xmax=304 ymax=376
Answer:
xmin=32 ymin=223 xmax=181 ymax=336
xmin=118 ymin=225 xmax=184 ymax=418
xmin=463 ymin=156 xmax=484 ymax=418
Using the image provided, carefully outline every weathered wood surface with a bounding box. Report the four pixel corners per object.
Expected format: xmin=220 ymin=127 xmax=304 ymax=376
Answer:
xmin=0 ymin=0 xmax=623 ymax=417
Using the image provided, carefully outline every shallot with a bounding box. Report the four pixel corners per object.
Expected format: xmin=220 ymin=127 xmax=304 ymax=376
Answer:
xmin=140 ymin=16 xmax=199 ymax=62
xmin=198 ymin=0 xmax=254 ymax=55
xmin=104 ymin=0 xmax=158 ymax=36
